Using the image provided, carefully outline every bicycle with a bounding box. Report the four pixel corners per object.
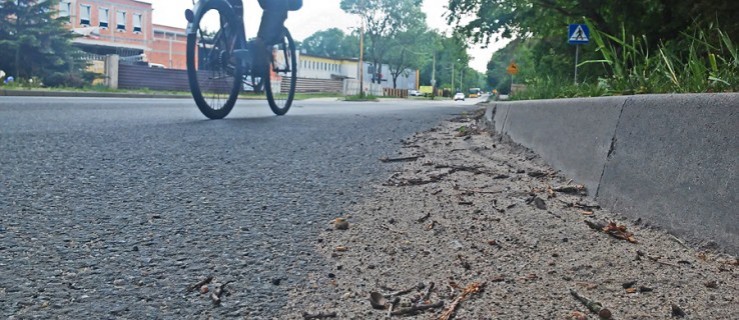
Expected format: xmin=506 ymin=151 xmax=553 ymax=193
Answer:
xmin=185 ymin=0 xmax=297 ymax=119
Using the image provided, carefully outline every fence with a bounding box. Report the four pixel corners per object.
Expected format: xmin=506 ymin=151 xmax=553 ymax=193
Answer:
xmin=118 ymin=64 xmax=192 ymax=92
xmin=383 ymin=88 xmax=408 ymax=98
xmin=103 ymin=54 xmax=380 ymax=95
xmin=281 ymin=77 xmax=343 ymax=93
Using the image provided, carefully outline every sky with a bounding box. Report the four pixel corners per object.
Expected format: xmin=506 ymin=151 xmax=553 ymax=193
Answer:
xmin=146 ymin=0 xmax=509 ymax=72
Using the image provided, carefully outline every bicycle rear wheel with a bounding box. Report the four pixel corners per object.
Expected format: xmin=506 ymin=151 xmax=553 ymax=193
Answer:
xmin=264 ymin=28 xmax=297 ymax=116
xmin=186 ymin=5 xmax=242 ymax=119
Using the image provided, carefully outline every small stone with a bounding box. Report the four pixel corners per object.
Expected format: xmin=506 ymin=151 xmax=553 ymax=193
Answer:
xmin=332 ymin=218 xmax=349 ymax=230
xmin=533 ymin=197 xmax=547 ymax=210
xmin=271 ymin=278 xmax=282 ymax=286
xmin=671 ymin=304 xmax=686 ymax=317
xmin=113 ymin=279 xmax=125 ymax=286
xmin=328 ymin=273 xmax=336 ymax=279
xmin=598 ymin=308 xmax=612 ymax=319
xmin=622 ymin=281 xmax=637 ymax=289
xmin=704 ymin=280 xmax=718 ymax=289
xmin=200 ymin=285 xmax=209 ymax=293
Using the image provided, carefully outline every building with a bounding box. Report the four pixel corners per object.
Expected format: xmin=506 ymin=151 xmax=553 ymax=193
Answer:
xmin=56 ymin=1 xmax=416 ymax=92
xmin=298 ymin=54 xmax=418 ymax=90
xmin=59 ymin=0 xmax=186 ymax=69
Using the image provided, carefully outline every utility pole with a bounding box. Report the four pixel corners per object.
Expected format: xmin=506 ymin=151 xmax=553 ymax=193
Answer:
xmin=451 ymin=62 xmax=455 ymax=93
xmin=431 ymin=54 xmax=436 ymax=99
xmin=358 ymin=19 xmax=365 ymax=97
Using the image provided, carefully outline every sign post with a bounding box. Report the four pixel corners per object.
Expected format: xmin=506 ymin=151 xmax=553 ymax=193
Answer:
xmin=506 ymin=62 xmax=518 ymax=94
xmin=568 ymin=24 xmax=590 ymax=85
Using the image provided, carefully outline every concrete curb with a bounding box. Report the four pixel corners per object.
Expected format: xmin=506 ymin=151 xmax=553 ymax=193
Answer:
xmin=0 ymin=89 xmax=191 ymax=99
xmin=484 ymin=93 xmax=738 ymax=254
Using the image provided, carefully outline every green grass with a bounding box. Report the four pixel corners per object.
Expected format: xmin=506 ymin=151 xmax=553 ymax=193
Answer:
xmin=344 ymin=94 xmax=379 ymax=101
xmin=510 ymin=22 xmax=737 ymax=100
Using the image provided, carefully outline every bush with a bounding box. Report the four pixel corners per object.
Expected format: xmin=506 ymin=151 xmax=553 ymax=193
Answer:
xmin=496 ymin=77 xmax=512 ymax=95
xmin=43 ymin=72 xmax=86 ymax=88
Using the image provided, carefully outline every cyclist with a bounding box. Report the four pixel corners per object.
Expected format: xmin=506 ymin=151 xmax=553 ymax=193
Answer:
xmin=229 ymin=0 xmax=302 ymax=75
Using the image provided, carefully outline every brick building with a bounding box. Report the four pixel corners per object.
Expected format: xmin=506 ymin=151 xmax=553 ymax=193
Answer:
xmin=59 ymin=0 xmax=187 ymax=69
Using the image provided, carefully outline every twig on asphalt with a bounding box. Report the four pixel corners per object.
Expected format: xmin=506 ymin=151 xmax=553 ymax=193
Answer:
xmin=422 ymin=282 xmax=435 ymax=301
xmin=646 ymin=254 xmax=680 ymax=267
xmin=457 ymin=188 xmax=504 ymax=194
xmin=417 ymin=212 xmax=431 ymax=223
xmin=302 ymin=311 xmax=338 ymax=319
xmin=379 ymin=155 xmax=423 ymax=163
xmin=187 ymin=276 xmax=213 ymax=293
xmin=380 ymin=224 xmax=407 ymax=234
xmin=438 ymin=282 xmax=485 ymax=320
xmin=569 ymin=289 xmax=612 ymax=319
xmin=385 ymin=283 xmax=425 ymax=298
xmin=669 ymin=234 xmax=691 ymax=250
xmin=391 ymin=301 xmax=444 ymax=316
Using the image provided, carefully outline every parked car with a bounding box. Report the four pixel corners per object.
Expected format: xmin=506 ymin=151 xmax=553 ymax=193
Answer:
xmin=453 ymin=92 xmax=465 ymax=101
xmin=408 ymin=89 xmax=422 ymax=96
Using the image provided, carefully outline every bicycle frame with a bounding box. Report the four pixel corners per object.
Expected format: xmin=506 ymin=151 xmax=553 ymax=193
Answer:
xmin=186 ymin=0 xmax=246 ymax=50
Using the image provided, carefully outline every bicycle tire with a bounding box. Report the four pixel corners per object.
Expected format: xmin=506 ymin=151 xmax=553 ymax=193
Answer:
xmin=186 ymin=3 xmax=242 ymax=119
xmin=264 ymin=28 xmax=297 ymax=116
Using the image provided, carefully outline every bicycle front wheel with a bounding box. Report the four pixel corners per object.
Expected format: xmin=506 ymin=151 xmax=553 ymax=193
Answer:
xmin=264 ymin=28 xmax=297 ymax=116
xmin=186 ymin=5 xmax=242 ymax=119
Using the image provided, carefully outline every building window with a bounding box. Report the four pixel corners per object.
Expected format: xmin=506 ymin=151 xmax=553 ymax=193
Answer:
xmin=80 ymin=4 xmax=91 ymax=26
xmin=133 ymin=14 xmax=142 ymax=33
xmin=117 ymin=11 xmax=126 ymax=31
xmin=58 ymin=1 xmax=71 ymax=21
xmin=99 ymin=8 xmax=109 ymax=29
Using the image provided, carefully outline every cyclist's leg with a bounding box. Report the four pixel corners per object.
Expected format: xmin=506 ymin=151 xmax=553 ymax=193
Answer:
xmin=229 ymin=0 xmax=244 ymax=20
xmin=252 ymin=5 xmax=287 ymax=76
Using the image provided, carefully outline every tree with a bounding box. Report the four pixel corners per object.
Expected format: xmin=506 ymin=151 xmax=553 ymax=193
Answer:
xmin=385 ymin=18 xmax=431 ymax=88
xmin=301 ymin=28 xmax=359 ymax=58
xmin=341 ymin=0 xmax=425 ymax=83
xmin=447 ymin=0 xmax=738 ymax=47
xmin=0 ymin=0 xmax=85 ymax=84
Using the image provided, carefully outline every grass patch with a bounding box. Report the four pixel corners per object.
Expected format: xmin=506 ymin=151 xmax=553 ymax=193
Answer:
xmin=344 ymin=94 xmax=379 ymax=101
xmin=510 ymin=22 xmax=737 ymax=100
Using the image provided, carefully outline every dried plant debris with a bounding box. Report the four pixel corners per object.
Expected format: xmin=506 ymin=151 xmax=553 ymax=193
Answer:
xmin=570 ymin=289 xmax=612 ymax=319
xmin=585 ymin=220 xmax=637 ymax=243
xmin=438 ymin=282 xmax=485 ymax=320
xmin=292 ymin=113 xmax=739 ymax=320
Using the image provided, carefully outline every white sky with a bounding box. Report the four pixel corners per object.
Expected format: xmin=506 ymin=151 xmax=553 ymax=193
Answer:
xmin=146 ymin=0 xmax=508 ymax=72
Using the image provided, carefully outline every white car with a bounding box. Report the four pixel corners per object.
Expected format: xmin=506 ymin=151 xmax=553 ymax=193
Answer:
xmin=453 ymin=92 xmax=465 ymax=101
xmin=408 ymin=89 xmax=422 ymax=96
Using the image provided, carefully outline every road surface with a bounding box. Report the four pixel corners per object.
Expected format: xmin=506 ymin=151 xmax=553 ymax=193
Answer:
xmin=0 ymin=96 xmax=479 ymax=318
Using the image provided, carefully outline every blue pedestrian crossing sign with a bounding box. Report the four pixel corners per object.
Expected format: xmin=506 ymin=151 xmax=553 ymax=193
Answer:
xmin=568 ymin=24 xmax=590 ymax=44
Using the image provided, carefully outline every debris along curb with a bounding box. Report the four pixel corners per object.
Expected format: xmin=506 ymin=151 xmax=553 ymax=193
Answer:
xmin=288 ymin=110 xmax=737 ymax=319
xmin=0 ymin=88 xmax=191 ymax=99
xmin=483 ymin=93 xmax=739 ymax=255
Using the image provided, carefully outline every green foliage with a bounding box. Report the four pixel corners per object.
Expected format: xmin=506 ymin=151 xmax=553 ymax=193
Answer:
xmin=340 ymin=0 xmax=425 ymax=81
xmin=584 ymin=22 xmax=738 ymax=94
xmin=0 ymin=0 xmax=87 ymax=85
xmin=446 ymin=0 xmax=738 ymax=99
xmin=301 ymin=28 xmax=359 ymax=58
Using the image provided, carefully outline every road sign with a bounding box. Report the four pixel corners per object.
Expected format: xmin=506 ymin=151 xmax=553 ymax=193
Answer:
xmin=506 ymin=63 xmax=518 ymax=75
xmin=568 ymin=24 xmax=590 ymax=44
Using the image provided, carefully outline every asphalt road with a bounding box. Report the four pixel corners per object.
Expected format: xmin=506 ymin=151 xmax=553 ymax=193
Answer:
xmin=0 ymin=96 xmax=479 ymax=318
